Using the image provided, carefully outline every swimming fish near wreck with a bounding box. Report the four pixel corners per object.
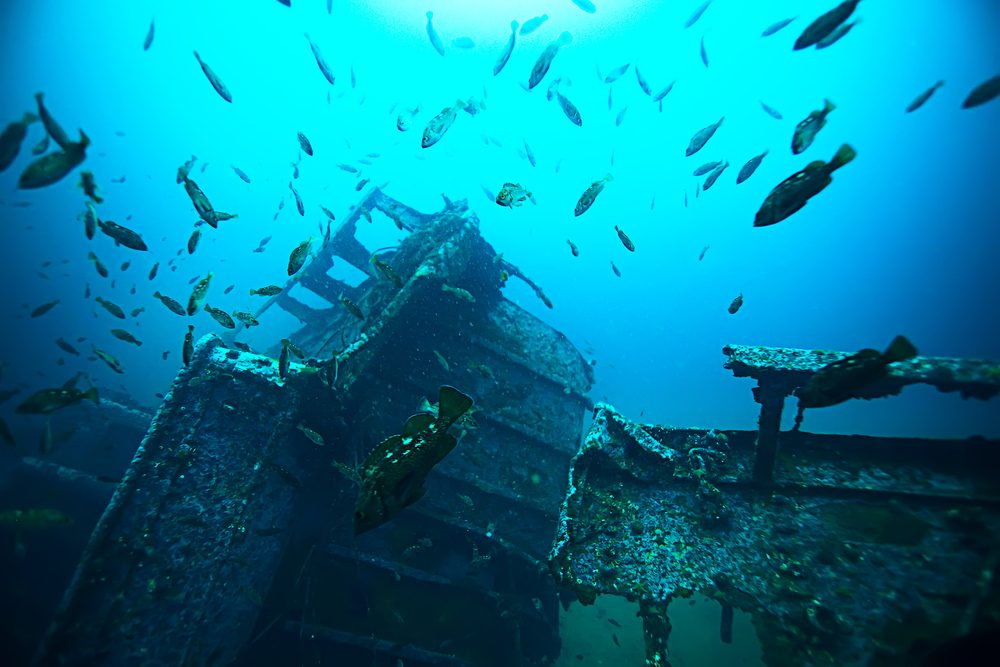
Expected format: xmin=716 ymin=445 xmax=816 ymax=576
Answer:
xmin=425 ymin=11 xmax=445 ymax=56
xmin=796 ymin=335 xmax=917 ymax=410
xmin=685 ymin=117 xmax=724 ymax=157
xmin=754 ymin=144 xmax=856 ymax=227
xmin=353 ymin=385 xmax=474 ymax=534
xmin=736 ymin=150 xmax=769 ymax=184
xmin=182 ymin=325 xmax=194 ymax=366
xmin=495 ymin=182 xmax=531 ymax=208
xmin=792 ymin=99 xmax=835 ymax=154
xmin=19 ymin=130 xmax=89 ymax=189
xmin=0 ymin=112 xmax=38 ymax=173
xmin=494 ymin=20 xmax=518 ymax=76
xmin=187 ymin=272 xmax=212 ymax=315
xmin=98 ymin=219 xmax=148 ymax=251
xmin=193 ymin=50 xmax=232 ymax=103
xmin=288 ymin=238 xmax=312 ymax=276
xmin=16 ymin=386 xmax=99 ymax=415
xmin=204 ymin=304 xmax=235 ymax=329
xmin=574 ymin=174 xmax=613 ymax=216
xmin=528 ymin=31 xmax=572 ymax=90
xmin=794 ymin=0 xmax=861 ymax=51
xmin=304 ymin=33 xmax=335 ymax=85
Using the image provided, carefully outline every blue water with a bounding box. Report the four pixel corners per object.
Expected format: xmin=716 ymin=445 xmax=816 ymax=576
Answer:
xmin=2 ymin=0 xmax=999 ymax=440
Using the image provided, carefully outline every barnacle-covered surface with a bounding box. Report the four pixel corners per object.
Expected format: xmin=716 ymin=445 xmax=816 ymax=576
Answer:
xmin=723 ymin=343 xmax=1000 ymax=400
xmin=36 ymin=334 xmax=322 ymax=667
xmin=550 ymin=404 xmax=1000 ymax=667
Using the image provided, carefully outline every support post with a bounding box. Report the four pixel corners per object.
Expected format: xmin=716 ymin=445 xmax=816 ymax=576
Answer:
xmin=751 ymin=383 xmax=786 ymax=484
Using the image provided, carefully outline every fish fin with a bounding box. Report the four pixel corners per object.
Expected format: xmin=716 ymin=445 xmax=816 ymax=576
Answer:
xmin=82 ymin=387 xmax=99 ymax=405
xmin=883 ymin=336 xmax=917 ymax=363
xmin=828 ymin=144 xmax=856 ymax=171
xmin=437 ymin=385 xmax=473 ymax=424
xmin=402 ymin=413 xmax=436 ymax=439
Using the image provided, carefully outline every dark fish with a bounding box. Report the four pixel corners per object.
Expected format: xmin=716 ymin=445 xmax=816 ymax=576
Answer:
xmin=355 ymin=178 xmax=370 ymax=191
xmin=182 ymin=325 xmax=195 ymax=366
xmin=612 ymin=633 xmax=621 ymax=647
xmin=187 ymin=273 xmax=212 ymax=315
xmin=816 ymin=19 xmax=860 ymax=49
xmin=0 ymin=112 xmax=37 ymax=173
xmin=614 ymin=225 xmax=635 ymax=252
xmin=304 ymin=33 xmax=335 ymax=85
xmin=796 ymin=336 xmax=917 ymax=409
xmin=615 ymin=107 xmax=628 ymax=127
xmin=685 ymin=117 xmax=724 ymax=156
xmin=232 ymin=311 xmax=259 ymax=327
xmin=702 ymin=161 xmax=729 ymax=191
xmin=794 ymin=0 xmax=861 ymax=51
xmin=905 ymin=81 xmax=944 ymax=113
xmin=55 ymin=337 xmax=80 ymax=356
xmin=528 ymin=32 xmax=573 ymax=89
xmin=760 ymin=100 xmax=783 ymax=119
xmin=700 ymin=36 xmax=709 ymax=68
xmin=186 ymin=228 xmax=201 ymax=255
xmin=354 ymin=386 xmax=473 ymax=534
xmin=693 ymin=160 xmax=723 ymax=176
xmin=297 ymin=132 xmax=313 ymax=156
xmin=143 ymin=19 xmax=155 ymax=51
xmin=34 ymin=92 xmax=72 ymax=149
xmin=603 ymin=63 xmax=630 ymax=84
xmin=204 ymin=304 xmax=236 ymax=329
xmin=153 ymin=291 xmax=187 ymax=316
xmin=98 ymin=219 xmax=148 ymax=251
xmin=249 ymin=285 xmax=283 ymax=296
xmin=421 ymin=102 xmax=461 ymax=148
xmin=278 ymin=339 xmax=291 ymax=380
xmin=339 ymin=294 xmax=365 ymax=320
xmin=79 ymin=171 xmax=102 ymax=202
xmin=17 ymin=386 xmax=99 ymax=415
xmin=148 ymin=262 xmax=159 ymax=280
xmin=290 ymin=182 xmax=304 ymax=216
xmin=231 ymin=165 xmax=251 ymax=183
xmin=31 ymin=132 xmax=49 ymax=155
xmin=130 ymin=307 xmax=144 ymax=317
xmin=520 ymin=14 xmax=548 ymax=35
xmin=685 ymin=0 xmax=713 ymax=28
xmin=88 ymin=251 xmax=109 ymax=278
xmin=608 ymin=618 xmax=622 ymax=628
xmin=635 ymin=66 xmax=652 ymax=95
xmin=320 ymin=206 xmax=336 ymax=220
xmin=736 ymin=150 xmax=769 ymax=184
xmin=371 ymin=256 xmax=403 ymax=288
xmin=652 ymin=80 xmax=676 ymax=102
xmin=19 ymin=131 xmax=89 ymax=189
xmin=792 ymin=99 xmax=835 ymax=154
xmin=95 ymin=296 xmax=126 ymax=319
xmin=523 ymin=139 xmax=536 ymax=166
xmin=288 ymin=238 xmax=312 ymax=275
xmin=494 ymin=20 xmax=519 ymax=76
xmin=567 ymin=239 xmax=579 ymax=257
xmin=193 ymin=51 xmax=233 ymax=103
xmin=549 ymin=84 xmax=583 ymax=126
xmin=962 ymin=74 xmax=1000 ymax=109
xmin=93 ymin=347 xmax=125 ymax=374
xmin=728 ymin=293 xmax=743 ymax=314
xmin=611 ymin=261 xmax=621 ymax=277
xmin=698 ymin=245 xmax=709 ymax=261
xmin=110 ymin=329 xmax=143 ymax=346
xmin=30 ymin=300 xmax=60 ymax=318
xmin=754 ymin=143 xmax=856 ymax=227
xmin=574 ymin=174 xmax=613 ymax=216
xmin=425 ymin=11 xmax=445 ymax=56
xmin=224 ymin=284 xmax=235 ymax=294
xmin=762 ymin=17 xmax=796 ymax=37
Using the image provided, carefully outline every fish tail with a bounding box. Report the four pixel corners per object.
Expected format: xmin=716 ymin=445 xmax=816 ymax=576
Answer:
xmin=829 ymin=144 xmax=856 ymax=170
xmin=824 ymin=99 xmax=837 ymax=113
xmin=437 ymin=385 xmax=473 ymax=425
xmin=883 ymin=335 xmax=917 ymax=363
xmin=82 ymin=387 xmax=100 ymax=404
xmin=22 ymin=112 xmax=39 ymax=124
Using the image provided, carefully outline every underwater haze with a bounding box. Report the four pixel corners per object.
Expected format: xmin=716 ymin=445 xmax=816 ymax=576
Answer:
xmin=1 ymin=0 xmax=999 ymax=663
xmin=1 ymin=0 xmax=999 ymax=437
